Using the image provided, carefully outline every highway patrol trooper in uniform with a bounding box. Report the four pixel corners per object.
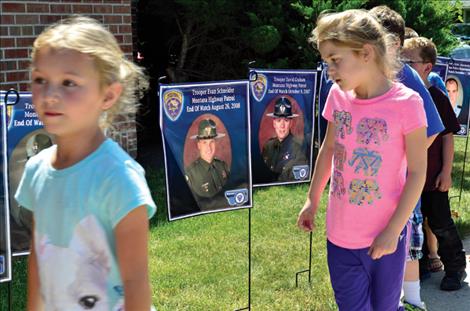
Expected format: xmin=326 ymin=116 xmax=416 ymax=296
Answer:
xmin=10 ymin=131 xmax=53 ymax=252
xmin=185 ymin=119 xmax=230 ymax=209
xmin=262 ymin=97 xmax=308 ymax=182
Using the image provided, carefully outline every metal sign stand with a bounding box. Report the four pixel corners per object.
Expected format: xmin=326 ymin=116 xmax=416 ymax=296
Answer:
xmin=450 ymin=133 xmax=469 ymax=207
xmin=8 ymin=266 xmax=13 ymax=311
xmin=158 ymin=76 xmax=252 ymax=310
xmin=3 ymin=89 xmax=20 ymax=311
xmin=295 ymin=231 xmax=313 ymax=287
xmin=294 ymin=65 xmax=323 ymax=287
xmin=235 ymin=208 xmax=252 ymax=311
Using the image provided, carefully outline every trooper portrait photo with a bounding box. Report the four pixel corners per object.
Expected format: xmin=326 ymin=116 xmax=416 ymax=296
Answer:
xmin=446 ymin=77 xmax=462 ymax=118
xmin=185 ymin=118 xmax=230 ymax=200
xmin=160 ymin=80 xmax=251 ymax=221
xmin=249 ymin=69 xmax=316 ymax=186
xmin=262 ymin=97 xmax=308 ymax=182
xmin=442 ymin=58 xmax=470 ymax=136
xmin=8 ymin=129 xmax=54 ymax=253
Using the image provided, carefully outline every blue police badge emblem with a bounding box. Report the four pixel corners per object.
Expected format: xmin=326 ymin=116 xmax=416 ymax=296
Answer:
xmin=225 ymin=188 xmax=249 ymax=206
xmin=250 ymin=73 xmax=267 ymax=102
xmin=163 ymin=89 xmax=184 ymax=121
xmin=293 ymin=165 xmax=309 ymax=180
xmin=457 ymin=124 xmax=467 ymax=136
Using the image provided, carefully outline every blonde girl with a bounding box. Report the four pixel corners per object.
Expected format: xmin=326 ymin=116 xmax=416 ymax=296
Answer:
xmin=15 ymin=16 xmax=156 ymax=310
xmin=297 ymin=10 xmax=427 ymax=311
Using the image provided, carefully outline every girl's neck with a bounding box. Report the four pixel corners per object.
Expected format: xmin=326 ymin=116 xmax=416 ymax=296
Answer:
xmin=353 ymin=73 xmax=392 ymax=99
xmin=52 ymin=128 xmax=106 ymax=169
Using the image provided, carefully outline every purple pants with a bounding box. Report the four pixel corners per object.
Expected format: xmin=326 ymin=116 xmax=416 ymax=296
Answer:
xmin=327 ymin=226 xmax=407 ymax=311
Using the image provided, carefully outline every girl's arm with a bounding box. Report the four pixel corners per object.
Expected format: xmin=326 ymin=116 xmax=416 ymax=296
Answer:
xmin=27 ymin=220 xmax=44 ymax=311
xmin=297 ymin=121 xmax=335 ymax=231
xmin=435 ymin=133 xmax=454 ymax=191
xmin=368 ymin=127 xmax=427 ymax=259
xmin=115 ymin=205 xmax=152 ymax=309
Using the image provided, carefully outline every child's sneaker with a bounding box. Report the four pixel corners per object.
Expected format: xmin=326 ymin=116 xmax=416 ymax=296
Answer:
xmin=404 ymin=301 xmax=427 ymax=311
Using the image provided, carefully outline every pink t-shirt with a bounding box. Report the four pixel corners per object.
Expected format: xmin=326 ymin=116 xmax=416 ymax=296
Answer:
xmin=322 ymin=82 xmax=427 ymax=249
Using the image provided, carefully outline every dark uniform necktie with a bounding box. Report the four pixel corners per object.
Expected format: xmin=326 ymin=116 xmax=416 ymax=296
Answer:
xmin=271 ymin=140 xmax=281 ymax=173
xmin=209 ymin=163 xmax=223 ymax=192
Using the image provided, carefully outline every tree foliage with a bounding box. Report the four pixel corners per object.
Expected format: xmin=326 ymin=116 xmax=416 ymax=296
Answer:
xmin=137 ymin=0 xmax=462 ymax=83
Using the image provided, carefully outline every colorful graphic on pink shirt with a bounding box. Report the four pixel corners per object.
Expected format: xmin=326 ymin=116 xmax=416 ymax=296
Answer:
xmin=356 ymin=117 xmax=389 ymax=145
xmin=348 ymin=178 xmax=382 ymax=206
xmin=332 ymin=170 xmax=346 ymax=198
xmin=348 ymin=147 xmax=383 ymax=177
xmin=322 ymin=82 xmax=427 ymax=249
xmin=333 ymin=111 xmax=353 ymax=139
xmin=334 ymin=142 xmax=347 ymax=172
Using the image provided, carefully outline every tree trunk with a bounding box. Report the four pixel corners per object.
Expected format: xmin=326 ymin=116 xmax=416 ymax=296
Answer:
xmin=176 ymin=21 xmax=193 ymax=81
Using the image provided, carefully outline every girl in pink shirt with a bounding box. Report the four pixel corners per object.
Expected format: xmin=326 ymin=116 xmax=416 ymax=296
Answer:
xmin=297 ymin=10 xmax=428 ymax=311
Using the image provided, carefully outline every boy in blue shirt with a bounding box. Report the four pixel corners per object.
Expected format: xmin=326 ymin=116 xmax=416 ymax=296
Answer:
xmin=403 ymin=36 xmax=466 ymax=292
xmin=370 ymin=6 xmax=444 ymax=310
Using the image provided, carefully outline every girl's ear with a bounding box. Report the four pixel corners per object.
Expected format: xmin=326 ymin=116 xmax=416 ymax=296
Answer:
xmin=101 ymin=82 xmax=123 ymax=110
xmin=361 ymin=44 xmax=376 ymax=63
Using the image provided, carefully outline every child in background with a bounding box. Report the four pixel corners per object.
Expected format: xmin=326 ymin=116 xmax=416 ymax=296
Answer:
xmin=369 ymin=6 xmax=445 ymax=310
xmin=402 ymin=37 xmax=467 ymax=292
xmin=404 ymin=26 xmax=447 ymax=281
xmin=297 ymin=9 xmax=428 ymax=311
xmin=404 ymin=27 xmax=449 ymax=97
xmin=15 ymin=16 xmax=156 ymax=310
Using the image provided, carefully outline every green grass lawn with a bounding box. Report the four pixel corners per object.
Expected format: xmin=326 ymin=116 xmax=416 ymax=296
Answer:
xmin=1 ymin=138 xmax=468 ymax=310
xmin=451 ymin=136 xmax=470 ymax=236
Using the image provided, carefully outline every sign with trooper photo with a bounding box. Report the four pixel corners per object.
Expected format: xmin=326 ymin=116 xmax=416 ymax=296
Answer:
xmin=0 ymin=91 xmax=54 ymax=255
xmin=0 ymin=96 xmax=11 ymax=282
xmin=249 ymin=69 xmax=317 ymax=186
xmin=160 ymin=81 xmax=252 ymax=221
xmin=435 ymin=56 xmax=470 ymax=136
xmin=431 ymin=57 xmax=448 ymax=83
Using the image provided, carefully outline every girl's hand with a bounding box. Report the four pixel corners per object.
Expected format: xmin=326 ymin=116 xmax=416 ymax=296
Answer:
xmin=367 ymin=228 xmax=401 ymax=260
xmin=297 ymin=200 xmax=316 ymax=232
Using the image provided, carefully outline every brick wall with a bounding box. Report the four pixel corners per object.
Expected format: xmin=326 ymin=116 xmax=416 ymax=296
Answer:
xmin=0 ymin=0 xmax=139 ymax=157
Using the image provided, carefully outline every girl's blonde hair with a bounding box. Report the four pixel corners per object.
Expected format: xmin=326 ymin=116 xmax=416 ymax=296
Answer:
xmin=31 ymin=16 xmax=148 ymax=129
xmin=309 ymin=9 xmax=400 ymax=80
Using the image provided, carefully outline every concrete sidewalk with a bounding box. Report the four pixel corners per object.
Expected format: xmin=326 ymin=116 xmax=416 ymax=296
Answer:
xmin=421 ymin=236 xmax=470 ymax=311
